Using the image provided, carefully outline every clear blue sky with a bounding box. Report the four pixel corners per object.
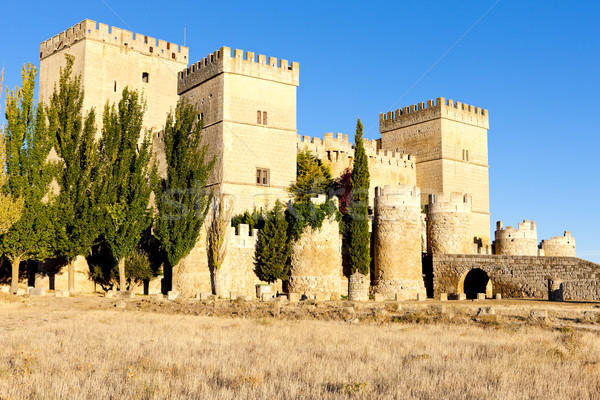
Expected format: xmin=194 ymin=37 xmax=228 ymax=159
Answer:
xmin=2 ymin=0 xmax=599 ymax=262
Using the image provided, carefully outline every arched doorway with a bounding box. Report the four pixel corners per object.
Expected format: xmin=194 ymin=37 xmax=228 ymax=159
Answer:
xmin=461 ymin=269 xmax=492 ymax=299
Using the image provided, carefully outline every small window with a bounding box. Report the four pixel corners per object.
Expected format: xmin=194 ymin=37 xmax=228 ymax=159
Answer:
xmin=114 ymin=81 xmax=117 ymax=92
xmin=466 ymin=150 xmax=470 ymax=161
xmin=167 ymin=43 xmax=171 ymax=50
xmin=142 ymin=72 xmax=149 ymax=83
xmin=144 ymin=36 xmax=148 ymax=44
xmin=462 ymin=149 xmax=466 ymax=161
xmin=172 ymin=53 xmax=176 ymax=59
xmin=263 ymin=111 xmax=268 ymax=126
xmin=257 ymin=110 xmax=262 ymax=124
xmin=256 ymin=168 xmax=270 ymax=186
xmin=149 ymin=46 xmax=153 ymax=53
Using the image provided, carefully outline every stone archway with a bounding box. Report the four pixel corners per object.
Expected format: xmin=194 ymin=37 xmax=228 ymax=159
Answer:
xmin=459 ymin=268 xmax=492 ymax=299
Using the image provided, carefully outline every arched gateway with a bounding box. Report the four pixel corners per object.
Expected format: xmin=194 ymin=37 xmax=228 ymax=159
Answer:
xmin=459 ymin=268 xmax=493 ymax=299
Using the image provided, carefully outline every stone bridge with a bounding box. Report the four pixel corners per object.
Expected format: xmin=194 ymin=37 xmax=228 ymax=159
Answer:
xmin=427 ymin=254 xmax=600 ymax=300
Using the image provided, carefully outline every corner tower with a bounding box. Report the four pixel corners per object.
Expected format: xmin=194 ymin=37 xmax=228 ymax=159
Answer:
xmin=379 ymin=97 xmax=490 ymax=244
xmin=178 ymin=47 xmax=299 ymax=214
xmin=39 ymin=19 xmax=189 ymax=133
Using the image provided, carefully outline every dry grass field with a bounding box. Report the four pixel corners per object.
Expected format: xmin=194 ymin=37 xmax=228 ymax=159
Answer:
xmin=0 ymin=296 xmax=599 ymax=399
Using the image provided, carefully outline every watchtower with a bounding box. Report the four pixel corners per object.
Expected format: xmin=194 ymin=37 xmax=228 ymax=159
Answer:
xmin=494 ymin=220 xmax=538 ymax=256
xmin=39 ymin=19 xmax=189 ymax=134
xmin=425 ymin=192 xmax=473 ymax=255
xmin=379 ymin=97 xmax=490 ymax=244
xmin=178 ymin=47 xmax=299 ymax=214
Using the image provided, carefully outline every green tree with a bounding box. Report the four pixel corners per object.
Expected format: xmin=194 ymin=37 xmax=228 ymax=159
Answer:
xmin=46 ymin=55 xmax=100 ymax=292
xmin=0 ymin=70 xmax=23 ymax=235
xmin=288 ymin=148 xmax=334 ymax=202
xmin=255 ymin=201 xmax=290 ymax=283
xmin=2 ymin=64 xmax=59 ymax=293
xmin=155 ymin=99 xmax=214 ymax=272
xmin=96 ymin=88 xmax=156 ymax=291
xmin=207 ymin=197 xmax=231 ymax=297
xmin=348 ymin=118 xmax=370 ymax=279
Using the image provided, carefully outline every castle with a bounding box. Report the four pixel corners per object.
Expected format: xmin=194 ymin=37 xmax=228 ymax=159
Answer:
xmin=35 ymin=19 xmax=600 ymax=301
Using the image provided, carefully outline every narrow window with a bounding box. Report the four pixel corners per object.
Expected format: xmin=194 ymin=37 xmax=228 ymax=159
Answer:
xmin=466 ymin=150 xmax=470 ymax=162
xmin=256 ymin=169 xmax=261 ymax=184
xmin=149 ymin=46 xmax=153 ymax=53
xmin=144 ymin=36 xmax=148 ymax=44
xmin=142 ymin=72 xmax=149 ymax=83
xmin=167 ymin=43 xmax=171 ymax=50
xmin=172 ymin=53 xmax=176 ymax=59
xmin=256 ymin=169 xmax=270 ymax=186
xmin=257 ymin=110 xmax=262 ymax=124
xmin=114 ymin=81 xmax=117 ymax=92
xmin=263 ymin=111 xmax=268 ymax=126
xmin=462 ymin=149 xmax=466 ymax=161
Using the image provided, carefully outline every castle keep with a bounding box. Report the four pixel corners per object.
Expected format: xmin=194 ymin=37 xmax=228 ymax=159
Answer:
xmin=36 ymin=20 xmax=600 ymax=301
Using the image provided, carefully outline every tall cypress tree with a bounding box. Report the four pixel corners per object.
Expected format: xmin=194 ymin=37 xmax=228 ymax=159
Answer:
xmin=348 ymin=118 xmax=370 ymax=276
xmin=255 ymin=201 xmax=290 ymax=283
xmin=46 ymin=55 xmax=100 ymax=292
xmin=155 ymin=99 xmax=214 ymax=271
xmin=97 ymin=88 xmax=156 ymax=291
xmin=2 ymin=64 xmax=59 ymax=293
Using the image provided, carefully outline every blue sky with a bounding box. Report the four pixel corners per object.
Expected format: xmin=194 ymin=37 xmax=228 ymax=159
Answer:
xmin=1 ymin=0 xmax=599 ymax=262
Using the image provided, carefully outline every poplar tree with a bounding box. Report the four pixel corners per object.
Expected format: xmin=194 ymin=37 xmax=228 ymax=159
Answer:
xmin=46 ymin=55 xmax=100 ymax=292
xmin=155 ymin=99 xmax=214 ymax=270
xmin=2 ymin=64 xmax=58 ymax=293
xmin=0 ymin=70 xmax=24 ymax=235
xmin=96 ymin=88 xmax=156 ymax=291
xmin=348 ymin=118 xmax=370 ymax=277
xmin=255 ymin=201 xmax=290 ymax=283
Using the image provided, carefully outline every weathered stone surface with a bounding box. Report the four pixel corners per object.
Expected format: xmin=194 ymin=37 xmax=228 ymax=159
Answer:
xmin=167 ymin=291 xmax=180 ymax=301
xmin=432 ymin=254 xmax=600 ymax=301
xmin=426 ymin=192 xmax=473 ymax=255
xmin=373 ymin=185 xmax=426 ymax=300
xmin=29 ymin=287 xmax=46 ymax=297
xmin=494 ymin=220 xmax=538 ymax=256
xmin=439 ymin=293 xmax=448 ymax=301
xmin=288 ymin=293 xmax=300 ymax=302
xmin=477 ymin=307 xmax=495 ymax=316
xmin=119 ymin=291 xmax=135 ymax=299
xmin=476 ymin=293 xmax=486 ymax=301
xmin=348 ymin=272 xmax=369 ymax=301
xmin=457 ymin=293 xmax=466 ymax=301
xmin=54 ymin=290 xmax=70 ymax=298
xmin=0 ymin=286 xmax=9 ymax=293
xmin=540 ymin=231 xmax=576 ymax=257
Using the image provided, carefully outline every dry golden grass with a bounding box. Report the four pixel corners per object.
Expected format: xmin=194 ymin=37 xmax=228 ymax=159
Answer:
xmin=0 ymin=298 xmax=599 ymax=399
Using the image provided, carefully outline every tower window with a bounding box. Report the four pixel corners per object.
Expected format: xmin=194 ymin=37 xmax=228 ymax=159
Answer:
xmin=114 ymin=81 xmax=117 ymax=92
xmin=142 ymin=72 xmax=149 ymax=83
xmin=256 ymin=168 xmax=270 ymax=186
xmin=172 ymin=53 xmax=176 ymax=59
xmin=257 ymin=110 xmax=262 ymax=124
xmin=263 ymin=111 xmax=268 ymax=126
xmin=149 ymin=46 xmax=153 ymax=53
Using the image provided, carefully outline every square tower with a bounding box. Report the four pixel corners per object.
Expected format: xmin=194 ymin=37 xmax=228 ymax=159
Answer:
xmin=178 ymin=47 xmax=300 ymax=214
xmin=39 ymin=19 xmax=189 ymax=134
xmin=379 ymin=98 xmax=490 ymax=243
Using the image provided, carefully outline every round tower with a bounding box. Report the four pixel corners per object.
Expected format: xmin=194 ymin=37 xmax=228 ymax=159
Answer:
xmin=288 ymin=196 xmax=342 ymax=299
xmin=426 ymin=192 xmax=473 ymax=255
xmin=540 ymin=231 xmax=576 ymax=257
xmin=493 ymin=220 xmax=538 ymax=256
xmin=373 ymin=185 xmax=426 ymax=300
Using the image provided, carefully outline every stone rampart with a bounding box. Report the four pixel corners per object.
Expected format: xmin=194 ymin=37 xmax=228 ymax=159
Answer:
xmin=431 ymin=254 xmax=600 ymax=300
xmin=40 ymin=19 xmax=188 ymax=61
xmin=494 ymin=220 xmax=538 ymax=256
xmin=426 ymin=192 xmax=473 ymax=255
xmin=379 ymin=97 xmax=489 ymax=132
xmin=540 ymin=231 xmax=576 ymax=257
xmin=178 ymin=46 xmax=299 ymax=94
xmin=372 ymin=185 xmax=426 ymax=300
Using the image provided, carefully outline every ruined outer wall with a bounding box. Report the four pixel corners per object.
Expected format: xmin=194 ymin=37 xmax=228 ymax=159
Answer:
xmin=40 ymin=19 xmax=188 ymax=134
xmin=541 ymin=232 xmax=576 ymax=257
xmin=426 ymin=192 xmax=473 ymax=255
xmin=379 ymin=98 xmax=490 ymax=243
xmin=373 ymin=185 xmax=426 ymax=300
xmin=432 ymin=254 xmax=600 ymax=300
xmin=494 ymin=220 xmax=538 ymax=256
xmin=178 ymin=47 xmax=299 ymax=214
xmin=289 ymin=216 xmax=342 ymax=298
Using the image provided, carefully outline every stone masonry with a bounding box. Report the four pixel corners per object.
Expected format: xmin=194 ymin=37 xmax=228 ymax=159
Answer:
xmin=540 ymin=231 xmax=576 ymax=257
xmin=494 ymin=220 xmax=538 ymax=256
xmin=426 ymin=192 xmax=473 ymax=255
xmin=373 ymin=185 xmax=426 ymax=300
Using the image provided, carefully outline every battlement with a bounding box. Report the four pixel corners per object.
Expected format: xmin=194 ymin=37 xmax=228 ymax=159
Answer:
xmin=495 ymin=220 xmax=537 ymax=241
xmin=540 ymin=231 xmax=576 ymax=257
xmin=379 ymin=97 xmax=489 ymax=132
xmin=425 ymin=192 xmax=472 ymax=214
xmin=40 ymin=19 xmax=189 ymax=62
xmin=540 ymin=231 xmax=575 ymax=247
xmin=374 ymin=185 xmax=421 ymax=208
xmin=229 ymin=224 xmax=258 ymax=248
xmin=297 ymin=133 xmax=415 ymax=169
xmin=178 ymin=46 xmax=299 ymax=94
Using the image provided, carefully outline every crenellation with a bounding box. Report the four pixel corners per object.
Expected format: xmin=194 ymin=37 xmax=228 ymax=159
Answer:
xmin=40 ymin=19 xmax=188 ymax=61
xmin=540 ymin=231 xmax=576 ymax=257
xmin=494 ymin=219 xmax=538 ymax=256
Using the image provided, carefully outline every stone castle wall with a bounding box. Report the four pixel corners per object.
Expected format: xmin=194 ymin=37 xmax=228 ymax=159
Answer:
xmin=39 ymin=19 xmax=188 ymax=136
xmin=289 ymin=215 xmax=342 ymax=299
xmin=426 ymin=192 xmax=473 ymax=255
xmin=431 ymin=254 xmax=600 ymax=300
xmin=540 ymin=231 xmax=576 ymax=257
xmin=379 ymin=97 xmax=490 ymax=244
xmin=494 ymin=220 xmax=538 ymax=256
xmin=373 ymin=185 xmax=426 ymax=300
